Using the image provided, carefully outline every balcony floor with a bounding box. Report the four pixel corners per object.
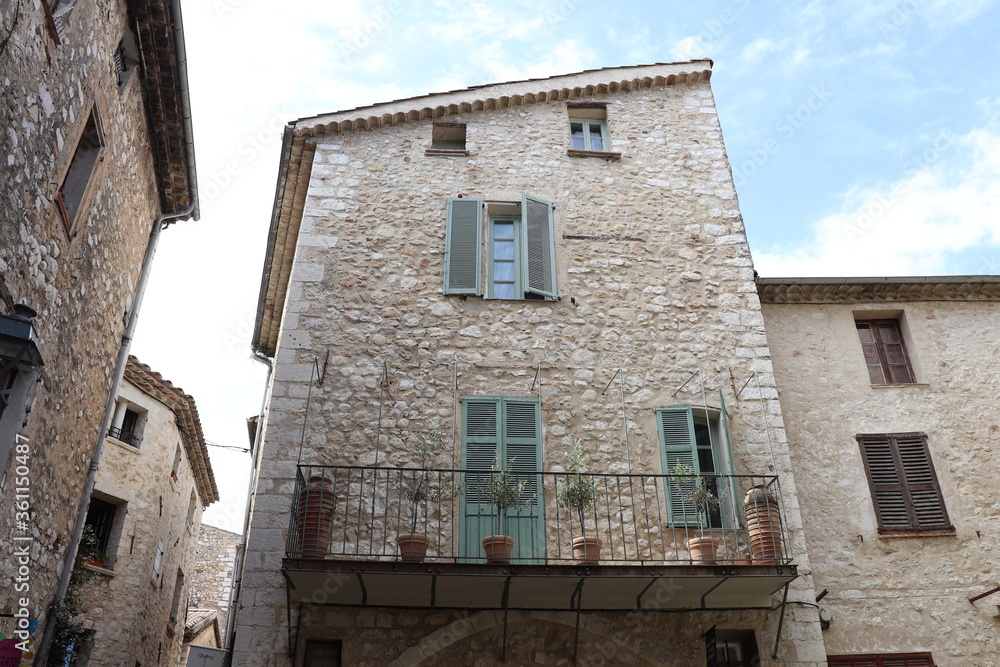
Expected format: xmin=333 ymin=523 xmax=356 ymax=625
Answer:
xmin=282 ymin=558 xmax=797 ymax=611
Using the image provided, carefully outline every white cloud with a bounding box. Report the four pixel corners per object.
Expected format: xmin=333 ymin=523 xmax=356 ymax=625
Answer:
xmin=672 ymin=35 xmax=710 ymax=61
xmin=754 ymin=128 xmax=1000 ymax=277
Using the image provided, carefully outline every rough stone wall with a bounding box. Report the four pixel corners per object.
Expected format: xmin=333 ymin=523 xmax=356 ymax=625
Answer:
xmin=761 ymin=298 xmax=1000 ymax=665
xmin=78 ymin=377 xmax=206 ymax=667
xmin=189 ymin=524 xmax=241 ymax=637
xmin=236 ymin=74 xmax=826 ymax=666
xmin=0 ymin=0 xmax=163 ymax=633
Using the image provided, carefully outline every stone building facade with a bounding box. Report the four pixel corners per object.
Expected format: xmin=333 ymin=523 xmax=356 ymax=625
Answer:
xmin=189 ymin=524 xmax=242 ymax=642
xmin=760 ymin=277 xmax=1000 ymax=667
xmin=234 ymin=62 xmax=827 ymax=666
xmin=76 ymin=356 xmax=218 ymax=666
xmin=0 ymin=0 xmax=197 ymax=655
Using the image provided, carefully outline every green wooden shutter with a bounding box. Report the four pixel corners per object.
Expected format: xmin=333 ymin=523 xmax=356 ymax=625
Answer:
xmin=461 ymin=398 xmax=499 ymax=560
xmin=521 ymin=195 xmax=557 ymax=298
xmin=657 ymin=405 xmax=701 ymax=526
xmin=502 ymin=399 xmax=544 ymax=563
xmin=444 ymin=198 xmax=482 ymax=295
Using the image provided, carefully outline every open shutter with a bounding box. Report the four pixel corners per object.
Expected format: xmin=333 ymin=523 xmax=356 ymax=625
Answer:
xmin=657 ymin=406 xmax=700 ymax=526
xmin=502 ymin=399 xmax=544 ymax=563
xmin=521 ymin=195 xmax=557 ymax=298
xmin=717 ymin=390 xmax=740 ymax=526
xmin=461 ymin=398 xmax=499 ymax=560
xmin=859 ymin=435 xmax=910 ymax=531
xmin=444 ymin=198 xmax=482 ymax=295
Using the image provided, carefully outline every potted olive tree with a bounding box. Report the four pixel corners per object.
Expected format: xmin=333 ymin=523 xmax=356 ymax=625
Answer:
xmin=397 ymin=432 xmax=445 ymax=562
xmin=557 ymin=439 xmax=601 ymax=564
xmin=472 ymin=454 xmax=533 ymax=564
xmin=670 ymin=464 xmax=721 ymax=562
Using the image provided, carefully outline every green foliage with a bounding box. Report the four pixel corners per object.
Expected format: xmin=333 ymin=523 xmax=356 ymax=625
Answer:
xmin=398 ymin=432 xmax=446 ymax=533
xmin=48 ymin=525 xmax=99 ymax=666
xmin=469 ymin=453 xmax=534 ymax=536
xmin=669 ymin=463 xmax=721 ymax=536
xmin=557 ymin=439 xmax=599 ymax=536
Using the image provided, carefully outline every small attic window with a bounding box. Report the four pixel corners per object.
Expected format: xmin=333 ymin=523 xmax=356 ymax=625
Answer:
xmin=427 ymin=122 xmax=468 ymax=155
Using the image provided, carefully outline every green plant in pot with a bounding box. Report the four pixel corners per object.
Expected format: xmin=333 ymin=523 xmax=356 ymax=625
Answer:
xmin=670 ymin=463 xmax=721 ymax=562
xmin=557 ymin=439 xmax=601 ymax=564
xmin=396 ymin=432 xmax=446 ymax=562
xmin=471 ymin=453 xmax=534 ymax=564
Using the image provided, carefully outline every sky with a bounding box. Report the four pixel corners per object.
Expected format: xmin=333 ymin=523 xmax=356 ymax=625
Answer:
xmin=130 ymin=0 xmax=1000 ymax=532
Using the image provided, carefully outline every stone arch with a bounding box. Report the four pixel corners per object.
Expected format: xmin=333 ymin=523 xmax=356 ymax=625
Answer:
xmin=389 ymin=610 xmax=663 ymax=666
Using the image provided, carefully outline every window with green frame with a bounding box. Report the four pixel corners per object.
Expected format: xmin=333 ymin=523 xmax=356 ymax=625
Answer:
xmin=443 ymin=195 xmax=557 ymax=300
xmin=460 ymin=396 xmax=545 ymax=563
xmin=567 ymin=104 xmax=609 ymax=152
xmin=656 ymin=391 xmax=736 ymax=528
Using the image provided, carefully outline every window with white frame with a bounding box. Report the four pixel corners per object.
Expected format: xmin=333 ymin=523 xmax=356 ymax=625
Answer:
xmin=443 ymin=195 xmax=557 ymax=300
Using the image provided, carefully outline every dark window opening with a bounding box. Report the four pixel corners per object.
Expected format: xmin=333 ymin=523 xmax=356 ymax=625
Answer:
xmin=707 ymin=628 xmax=760 ymax=667
xmin=304 ymin=640 xmax=343 ymax=667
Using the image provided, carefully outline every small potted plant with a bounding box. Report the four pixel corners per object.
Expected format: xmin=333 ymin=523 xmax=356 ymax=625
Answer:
xmin=670 ymin=464 xmax=721 ymax=562
xmin=471 ymin=453 xmax=534 ymax=564
xmin=557 ymin=439 xmax=601 ymax=564
xmin=396 ymin=432 xmax=446 ymax=562
xmin=79 ymin=524 xmax=107 ymax=569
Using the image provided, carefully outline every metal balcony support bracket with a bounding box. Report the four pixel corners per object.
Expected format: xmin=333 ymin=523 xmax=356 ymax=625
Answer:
xmin=635 ymin=576 xmax=659 ymax=609
xmin=430 ymin=574 xmax=438 ymax=607
xmin=357 ymin=573 xmax=368 ymax=605
xmin=771 ymin=582 xmax=791 ymax=660
xmin=571 ymin=577 xmax=586 ymax=664
xmin=700 ymin=577 xmax=728 ymax=609
xmin=501 ymin=576 xmax=512 ymax=662
xmin=285 ymin=584 xmax=295 ymax=658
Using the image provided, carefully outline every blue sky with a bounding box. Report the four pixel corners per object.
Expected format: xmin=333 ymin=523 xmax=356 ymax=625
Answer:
xmin=131 ymin=0 xmax=1000 ymax=529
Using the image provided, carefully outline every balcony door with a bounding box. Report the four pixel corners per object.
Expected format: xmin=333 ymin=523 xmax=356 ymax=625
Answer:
xmin=460 ymin=396 xmax=545 ymax=563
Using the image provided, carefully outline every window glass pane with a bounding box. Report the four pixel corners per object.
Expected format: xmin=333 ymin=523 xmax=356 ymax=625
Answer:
xmin=493 ymin=239 xmax=515 ymax=260
xmin=493 ymin=282 xmax=515 ymax=299
xmin=570 ymin=122 xmax=585 ymax=149
xmin=588 ymin=123 xmax=603 ymax=151
xmin=493 ymin=222 xmax=514 ymax=240
xmin=493 ymin=262 xmax=515 ymax=282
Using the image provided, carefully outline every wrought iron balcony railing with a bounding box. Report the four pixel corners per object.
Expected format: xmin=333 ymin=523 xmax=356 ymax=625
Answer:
xmin=286 ymin=464 xmax=792 ymax=566
xmin=107 ymin=426 xmax=139 ymax=446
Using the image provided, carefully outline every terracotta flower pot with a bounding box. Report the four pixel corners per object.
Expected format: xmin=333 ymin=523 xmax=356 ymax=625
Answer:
xmin=482 ymin=535 xmax=515 ymax=564
xmin=397 ymin=533 xmax=428 ymax=562
xmin=745 ymin=488 xmax=783 ymax=565
xmin=686 ymin=536 xmax=720 ymax=562
xmin=572 ymin=536 xmax=602 ymax=564
xmin=297 ymin=476 xmax=335 ymax=555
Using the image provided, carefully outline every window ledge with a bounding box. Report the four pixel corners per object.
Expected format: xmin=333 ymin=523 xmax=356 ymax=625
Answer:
xmin=83 ymin=562 xmax=116 ymax=576
xmin=870 ymin=383 xmax=930 ymax=389
xmin=567 ymin=149 xmax=621 ymax=161
xmin=106 ymin=436 xmax=142 ymax=453
xmin=425 ymin=149 xmax=469 ymax=157
xmin=878 ymin=528 xmax=956 ymax=538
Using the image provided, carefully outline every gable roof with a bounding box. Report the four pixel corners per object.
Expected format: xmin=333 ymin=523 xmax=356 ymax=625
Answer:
xmin=253 ymin=60 xmax=714 ymax=353
xmin=124 ymin=356 xmax=219 ymax=505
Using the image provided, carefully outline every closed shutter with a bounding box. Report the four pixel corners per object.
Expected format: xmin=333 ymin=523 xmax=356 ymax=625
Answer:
xmin=460 ymin=397 xmax=544 ymax=562
xmin=657 ymin=405 xmax=700 ymax=526
xmin=858 ymin=433 xmax=951 ymax=534
xmin=521 ymin=195 xmax=557 ymax=298
xmin=444 ymin=198 xmax=482 ymax=295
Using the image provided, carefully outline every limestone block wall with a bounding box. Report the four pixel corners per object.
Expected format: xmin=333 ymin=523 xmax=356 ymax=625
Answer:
xmin=236 ymin=72 xmax=825 ymax=666
xmin=762 ymin=297 xmax=1000 ymax=665
xmin=79 ymin=379 xmax=206 ymax=667
xmin=189 ymin=524 xmax=242 ymax=637
xmin=0 ymin=0 xmax=162 ymax=626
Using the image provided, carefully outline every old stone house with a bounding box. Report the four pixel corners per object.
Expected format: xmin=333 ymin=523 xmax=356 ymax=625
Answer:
xmin=74 ymin=356 xmax=218 ymax=665
xmin=233 ymin=62 xmax=828 ymax=666
xmin=185 ymin=524 xmax=243 ymax=655
xmin=0 ymin=0 xmax=197 ymax=659
xmin=759 ymin=277 xmax=1000 ymax=666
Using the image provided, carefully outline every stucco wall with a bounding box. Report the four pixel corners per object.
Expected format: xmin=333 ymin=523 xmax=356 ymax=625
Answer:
xmin=79 ymin=378 xmax=206 ymax=666
xmin=761 ymin=297 xmax=1000 ymax=665
xmin=0 ymin=0 xmax=162 ymax=633
xmin=235 ymin=69 xmax=826 ymax=666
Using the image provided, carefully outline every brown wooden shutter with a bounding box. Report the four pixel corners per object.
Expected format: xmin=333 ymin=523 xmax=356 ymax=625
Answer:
xmin=858 ymin=433 xmax=951 ymax=534
xmin=855 ymin=320 xmax=914 ymax=384
xmin=828 ymin=653 xmax=934 ymax=667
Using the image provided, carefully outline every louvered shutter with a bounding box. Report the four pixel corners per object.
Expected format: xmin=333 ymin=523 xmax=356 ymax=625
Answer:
xmin=829 ymin=654 xmax=934 ymax=667
xmin=444 ymin=198 xmax=482 ymax=295
xmin=858 ymin=434 xmax=950 ymax=534
xmin=876 ymin=322 xmax=914 ymax=384
xmin=657 ymin=406 xmax=700 ymax=526
xmin=502 ymin=399 xmax=544 ymax=562
xmin=461 ymin=399 xmax=499 ymax=560
xmin=521 ymin=195 xmax=557 ymax=298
